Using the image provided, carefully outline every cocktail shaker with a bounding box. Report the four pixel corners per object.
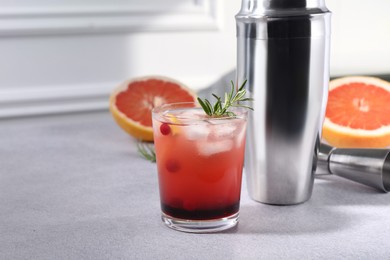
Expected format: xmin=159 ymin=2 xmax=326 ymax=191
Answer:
xmin=236 ymin=0 xmax=331 ymax=204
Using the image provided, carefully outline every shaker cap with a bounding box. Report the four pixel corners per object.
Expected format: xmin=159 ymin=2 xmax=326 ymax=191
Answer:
xmin=236 ymin=0 xmax=330 ymax=18
xmin=236 ymin=0 xmax=331 ymax=39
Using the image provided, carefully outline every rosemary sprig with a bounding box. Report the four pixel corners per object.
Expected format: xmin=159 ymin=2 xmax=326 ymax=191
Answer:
xmin=197 ymin=80 xmax=253 ymax=117
xmin=137 ymin=141 xmax=156 ymax=162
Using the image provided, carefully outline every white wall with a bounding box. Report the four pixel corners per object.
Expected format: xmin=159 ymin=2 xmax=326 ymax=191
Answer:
xmin=327 ymin=0 xmax=390 ymax=76
xmin=0 ymin=0 xmax=239 ymax=118
xmin=0 ymin=0 xmax=389 ymax=118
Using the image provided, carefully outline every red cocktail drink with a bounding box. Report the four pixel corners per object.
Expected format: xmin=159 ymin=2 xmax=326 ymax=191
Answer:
xmin=152 ymin=102 xmax=247 ymax=232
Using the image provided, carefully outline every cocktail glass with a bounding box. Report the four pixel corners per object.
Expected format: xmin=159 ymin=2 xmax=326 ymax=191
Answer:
xmin=152 ymin=102 xmax=248 ymax=233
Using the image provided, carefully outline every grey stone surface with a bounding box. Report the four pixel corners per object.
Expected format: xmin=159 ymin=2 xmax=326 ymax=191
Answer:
xmin=1 ymin=111 xmax=390 ymax=260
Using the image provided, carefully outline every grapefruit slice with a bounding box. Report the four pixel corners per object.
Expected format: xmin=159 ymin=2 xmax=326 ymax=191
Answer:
xmin=109 ymin=76 xmax=197 ymax=141
xmin=322 ymin=76 xmax=390 ymax=148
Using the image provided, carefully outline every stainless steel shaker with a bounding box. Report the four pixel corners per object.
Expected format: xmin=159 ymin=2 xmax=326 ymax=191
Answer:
xmin=236 ymin=0 xmax=331 ymax=204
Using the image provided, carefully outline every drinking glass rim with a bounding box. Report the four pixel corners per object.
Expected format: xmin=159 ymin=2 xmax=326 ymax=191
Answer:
xmin=152 ymin=102 xmax=248 ymax=124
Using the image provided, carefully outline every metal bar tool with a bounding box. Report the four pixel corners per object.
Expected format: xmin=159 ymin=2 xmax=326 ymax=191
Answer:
xmin=318 ymin=143 xmax=390 ymax=192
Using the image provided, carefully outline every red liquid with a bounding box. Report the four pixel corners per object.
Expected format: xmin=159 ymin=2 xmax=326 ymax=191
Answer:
xmin=153 ymin=111 xmax=246 ymax=221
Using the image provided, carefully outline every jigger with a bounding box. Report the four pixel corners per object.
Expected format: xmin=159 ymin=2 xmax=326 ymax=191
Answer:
xmin=317 ymin=143 xmax=390 ymax=192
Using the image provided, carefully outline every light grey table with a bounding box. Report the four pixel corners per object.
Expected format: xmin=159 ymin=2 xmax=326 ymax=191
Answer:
xmin=1 ymin=111 xmax=390 ymax=260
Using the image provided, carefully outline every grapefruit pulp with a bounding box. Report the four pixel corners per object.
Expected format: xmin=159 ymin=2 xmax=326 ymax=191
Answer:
xmin=322 ymin=76 xmax=390 ymax=148
xmin=109 ymin=76 xmax=197 ymax=141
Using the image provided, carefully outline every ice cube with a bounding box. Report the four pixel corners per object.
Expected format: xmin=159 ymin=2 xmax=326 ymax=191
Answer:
xmin=197 ymin=139 xmax=234 ymax=156
xmin=213 ymin=124 xmax=237 ymax=139
xmin=205 ymin=118 xmax=241 ymax=140
xmin=175 ymin=109 xmax=207 ymax=120
xmin=184 ymin=124 xmax=210 ymax=140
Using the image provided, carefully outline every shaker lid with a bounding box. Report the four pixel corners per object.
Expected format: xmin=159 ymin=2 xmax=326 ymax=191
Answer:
xmin=236 ymin=0 xmax=330 ymax=18
xmin=236 ymin=0 xmax=331 ymax=39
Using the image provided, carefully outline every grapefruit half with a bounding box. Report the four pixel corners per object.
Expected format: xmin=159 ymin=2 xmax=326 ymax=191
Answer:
xmin=322 ymin=76 xmax=390 ymax=148
xmin=109 ymin=76 xmax=197 ymax=141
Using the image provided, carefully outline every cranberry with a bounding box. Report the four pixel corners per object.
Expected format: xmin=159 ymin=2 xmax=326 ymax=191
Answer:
xmin=160 ymin=123 xmax=171 ymax=135
xmin=165 ymin=159 xmax=181 ymax=173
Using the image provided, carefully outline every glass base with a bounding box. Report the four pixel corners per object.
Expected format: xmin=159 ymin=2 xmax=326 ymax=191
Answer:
xmin=161 ymin=212 xmax=239 ymax=233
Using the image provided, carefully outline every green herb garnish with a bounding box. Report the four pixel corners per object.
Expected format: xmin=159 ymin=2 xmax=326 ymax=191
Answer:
xmin=137 ymin=141 xmax=156 ymax=162
xmin=197 ymin=80 xmax=253 ymax=117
